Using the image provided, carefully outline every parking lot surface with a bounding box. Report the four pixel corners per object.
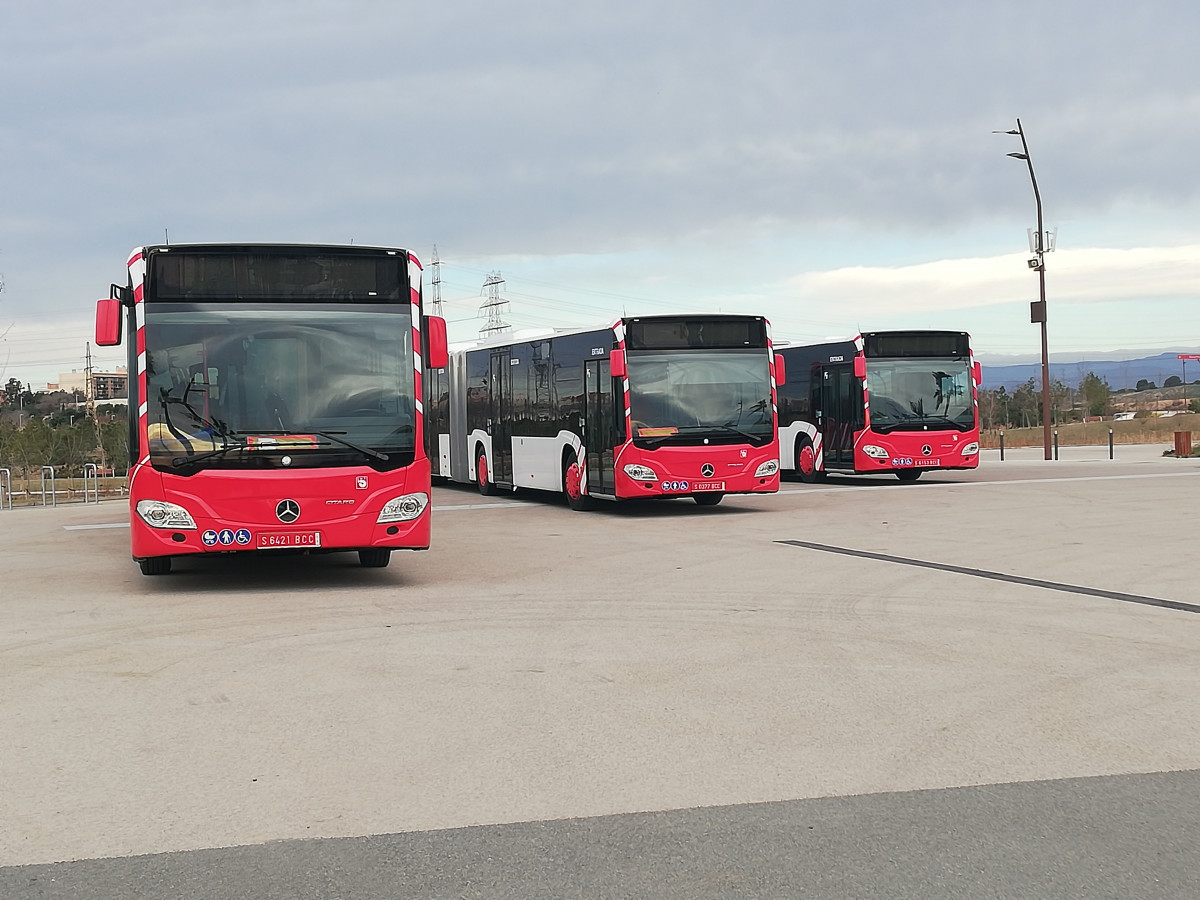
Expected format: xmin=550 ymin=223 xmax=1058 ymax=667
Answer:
xmin=2 ymin=445 xmax=1199 ymax=897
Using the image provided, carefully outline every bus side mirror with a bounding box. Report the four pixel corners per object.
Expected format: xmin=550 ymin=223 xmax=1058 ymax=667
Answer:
xmin=774 ymin=354 xmax=786 ymax=386
xmin=609 ymin=349 xmax=626 ymax=378
xmin=853 ymin=356 xmax=866 ymax=379
xmin=425 ymin=315 xmax=448 ymax=369
xmin=974 ymin=361 xmax=983 ymax=385
xmin=95 ymin=297 xmax=122 ymax=346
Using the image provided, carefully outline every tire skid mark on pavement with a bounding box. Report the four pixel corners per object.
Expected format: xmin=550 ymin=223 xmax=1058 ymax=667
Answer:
xmin=776 ymin=539 xmax=1200 ymax=615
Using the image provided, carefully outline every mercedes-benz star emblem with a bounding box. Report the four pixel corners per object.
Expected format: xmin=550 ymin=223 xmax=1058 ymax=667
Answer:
xmin=276 ymin=499 xmax=301 ymax=523
xmin=922 ymin=445 xmax=933 ymax=456
xmin=701 ymin=463 xmax=715 ymax=478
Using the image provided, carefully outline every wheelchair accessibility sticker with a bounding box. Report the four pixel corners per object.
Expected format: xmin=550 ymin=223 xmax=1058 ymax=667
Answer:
xmin=202 ymin=529 xmax=252 ymax=546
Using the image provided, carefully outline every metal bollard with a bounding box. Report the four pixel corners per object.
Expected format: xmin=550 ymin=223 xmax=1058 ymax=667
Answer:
xmin=999 ymin=431 xmax=1004 ymax=461
xmin=83 ymin=463 xmax=99 ymax=504
xmin=1109 ymin=429 xmax=1114 ymax=460
xmin=40 ymin=466 xmax=56 ymax=507
xmin=1053 ymin=430 xmax=1059 ymax=460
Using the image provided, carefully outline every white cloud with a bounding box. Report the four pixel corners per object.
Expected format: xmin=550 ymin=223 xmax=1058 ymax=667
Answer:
xmin=783 ymin=244 xmax=1200 ymax=317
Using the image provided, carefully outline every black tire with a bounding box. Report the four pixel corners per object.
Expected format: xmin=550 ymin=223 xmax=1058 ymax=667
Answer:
xmin=358 ymin=548 xmax=392 ymax=568
xmin=475 ymin=447 xmax=496 ymax=496
xmin=795 ymin=437 xmax=821 ymax=484
xmin=896 ymin=469 xmax=922 ymax=482
xmin=693 ymin=492 xmax=724 ymax=507
xmin=138 ymin=556 xmax=172 ymax=576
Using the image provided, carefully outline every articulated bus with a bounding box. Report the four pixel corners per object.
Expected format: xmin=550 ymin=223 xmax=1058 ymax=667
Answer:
xmin=95 ymin=243 xmax=448 ymax=575
xmin=425 ymin=314 xmax=782 ymax=508
xmin=776 ymin=330 xmax=981 ymax=482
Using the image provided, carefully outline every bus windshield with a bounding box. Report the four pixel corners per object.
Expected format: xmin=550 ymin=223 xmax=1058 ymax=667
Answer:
xmin=627 ymin=350 xmax=773 ymax=444
xmin=866 ymin=356 xmax=974 ymax=432
xmin=143 ymin=304 xmax=415 ymax=470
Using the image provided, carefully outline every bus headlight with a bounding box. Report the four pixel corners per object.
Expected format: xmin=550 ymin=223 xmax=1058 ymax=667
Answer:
xmin=960 ymin=442 xmax=980 ymax=456
xmin=135 ymin=499 xmax=197 ymax=530
xmin=623 ymin=463 xmax=658 ymax=481
xmin=377 ymin=492 xmax=429 ymax=523
xmin=862 ymin=445 xmax=889 ymax=459
xmin=754 ymin=459 xmax=779 ymax=477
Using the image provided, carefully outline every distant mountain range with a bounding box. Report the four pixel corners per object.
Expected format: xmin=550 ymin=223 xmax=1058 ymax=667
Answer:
xmin=979 ymin=351 xmax=1200 ymax=392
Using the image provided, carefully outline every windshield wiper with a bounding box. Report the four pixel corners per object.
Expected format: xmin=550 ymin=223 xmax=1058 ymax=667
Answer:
xmin=250 ymin=429 xmax=389 ymax=461
xmin=173 ymin=430 xmax=389 ymax=467
xmin=919 ymin=414 xmax=973 ymax=431
xmin=678 ymin=423 xmax=766 ymax=443
xmin=873 ymin=414 xmax=969 ymax=433
xmin=714 ymin=422 xmax=765 ymax=443
xmin=159 ymin=383 xmax=236 ymax=446
xmin=638 ymin=424 xmax=766 ymax=447
xmin=172 ymin=441 xmax=255 ymax=467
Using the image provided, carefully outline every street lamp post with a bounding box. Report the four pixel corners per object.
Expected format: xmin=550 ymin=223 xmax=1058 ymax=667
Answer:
xmin=996 ymin=118 xmax=1053 ymax=460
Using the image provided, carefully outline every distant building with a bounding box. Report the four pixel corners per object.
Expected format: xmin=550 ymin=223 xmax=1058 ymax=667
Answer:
xmin=47 ymin=367 xmax=128 ymax=402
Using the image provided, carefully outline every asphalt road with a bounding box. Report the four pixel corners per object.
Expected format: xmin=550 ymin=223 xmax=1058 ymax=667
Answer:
xmin=2 ymin=444 xmax=1198 ymax=898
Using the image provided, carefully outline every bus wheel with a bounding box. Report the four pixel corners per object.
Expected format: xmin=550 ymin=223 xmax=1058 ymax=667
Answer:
xmin=693 ymin=492 xmax=724 ymax=507
xmin=896 ymin=469 xmax=922 ymax=482
xmin=475 ymin=448 xmax=496 ymax=496
xmin=138 ymin=556 xmax=172 ymax=576
xmin=796 ymin=438 xmax=821 ymax=484
xmin=562 ymin=457 xmax=592 ymax=511
xmin=358 ymin=548 xmax=391 ymax=568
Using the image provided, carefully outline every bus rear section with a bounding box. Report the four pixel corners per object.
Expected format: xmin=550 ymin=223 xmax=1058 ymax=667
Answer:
xmin=426 ymin=314 xmax=781 ymax=508
xmin=95 ymin=243 xmax=448 ymax=574
xmin=777 ymin=331 xmax=981 ymax=482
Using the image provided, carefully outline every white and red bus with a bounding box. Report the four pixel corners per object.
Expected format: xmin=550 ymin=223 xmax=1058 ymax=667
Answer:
xmin=425 ymin=314 xmax=782 ymax=508
xmin=95 ymin=243 xmax=448 ymax=575
xmin=776 ymin=330 xmax=981 ymax=482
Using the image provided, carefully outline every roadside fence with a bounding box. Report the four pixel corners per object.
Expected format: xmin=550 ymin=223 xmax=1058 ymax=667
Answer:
xmin=0 ymin=466 xmax=127 ymax=509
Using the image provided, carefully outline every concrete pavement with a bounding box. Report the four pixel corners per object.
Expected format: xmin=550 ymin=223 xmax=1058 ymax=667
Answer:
xmin=2 ymin=451 xmax=1199 ymax=896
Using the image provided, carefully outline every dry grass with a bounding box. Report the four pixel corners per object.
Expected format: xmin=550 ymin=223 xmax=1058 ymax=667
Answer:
xmin=981 ymin=413 xmax=1200 ymax=449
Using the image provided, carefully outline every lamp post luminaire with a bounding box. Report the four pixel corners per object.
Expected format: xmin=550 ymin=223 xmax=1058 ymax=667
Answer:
xmin=996 ymin=118 xmax=1053 ymax=460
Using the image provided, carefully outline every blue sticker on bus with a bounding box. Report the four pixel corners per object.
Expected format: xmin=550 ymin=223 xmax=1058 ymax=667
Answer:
xmin=235 ymin=529 xmax=251 ymax=545
xmin=202 ymin=530 xmax=218 ymax=546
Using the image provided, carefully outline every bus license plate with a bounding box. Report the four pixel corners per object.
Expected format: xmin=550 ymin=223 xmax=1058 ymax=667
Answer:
xmin=258 ymin=532 xmax=322 ymax=549
xmin=692 ymin=481 xmax=725 ymax=491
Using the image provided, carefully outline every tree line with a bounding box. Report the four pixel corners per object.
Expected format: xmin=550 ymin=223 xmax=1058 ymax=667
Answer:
xmin=0 ymin=382 xmax=128 ymax=477
xmin=978 ymin=371 xmax=1200 ymax=430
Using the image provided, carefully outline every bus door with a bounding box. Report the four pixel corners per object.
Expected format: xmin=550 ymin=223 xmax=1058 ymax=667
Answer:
xmin=583 ymin=359 xmax=616 ymax=495
xmin=489 ymin=349 xmax=513 ymax=486
xmin=820 ymin=364 xmax=858 ymax=468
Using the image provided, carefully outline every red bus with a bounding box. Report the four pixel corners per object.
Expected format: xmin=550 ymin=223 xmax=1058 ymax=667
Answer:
xmin=95 ymin=243 xmax=448 ymax=575
xmin=776 ymin=331 xmax=981 ymax=482
xmin=425 ymin=314 xmax=782 ymax=508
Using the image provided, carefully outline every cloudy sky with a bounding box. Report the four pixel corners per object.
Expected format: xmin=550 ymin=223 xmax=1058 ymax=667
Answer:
xmin=3 ymin=0 xmax=1199 ymax=388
